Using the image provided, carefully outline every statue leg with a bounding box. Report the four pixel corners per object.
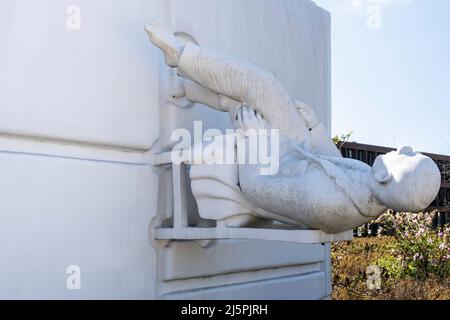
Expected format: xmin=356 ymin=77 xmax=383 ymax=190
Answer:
xmin=175 ymin=42 xmax=310 ymax=143
xmin=145 ymin=20 xmax=243 ymax=117
xmin=145 ymin=19 xmax=285 ymax=107
xmin=145 ymin=19 xmax=185 ymax=68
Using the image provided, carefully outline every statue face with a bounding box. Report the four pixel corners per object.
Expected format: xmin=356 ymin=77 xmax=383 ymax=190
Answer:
xmin=369 ymin=146 xmax=441 ymax=212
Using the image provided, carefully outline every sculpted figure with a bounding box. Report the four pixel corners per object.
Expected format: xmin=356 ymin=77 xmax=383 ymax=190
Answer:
xmin=146 ymin=20 xmax=441 ymax=234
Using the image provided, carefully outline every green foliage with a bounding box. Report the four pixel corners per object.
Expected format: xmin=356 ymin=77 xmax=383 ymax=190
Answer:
xmin=332 ymin=237 xmax=450 ymax=300
xmin=333 ymin=212 xmax=450 ymax=299
xmin=374 ymin=211 xmax=450 ymax=280
xmin=375 ymin=255 xmax=404 ymax=279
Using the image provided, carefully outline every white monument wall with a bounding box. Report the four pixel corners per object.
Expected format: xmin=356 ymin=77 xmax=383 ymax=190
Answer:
xmin=0 ymin=0 xmax=332 ymax=299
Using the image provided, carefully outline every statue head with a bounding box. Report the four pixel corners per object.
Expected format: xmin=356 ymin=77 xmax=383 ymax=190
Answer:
xmin=368 ymin=146 xmax=441 ymax=212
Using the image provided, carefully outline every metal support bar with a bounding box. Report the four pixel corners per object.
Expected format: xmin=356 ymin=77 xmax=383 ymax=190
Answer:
xmin=155 ymin=227 xmax=353 ymax=244
xmin=172 ymin=163 xmax=189 ymax=229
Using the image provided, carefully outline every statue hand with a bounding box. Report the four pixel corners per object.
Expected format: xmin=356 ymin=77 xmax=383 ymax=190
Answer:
xmin=236 ymin=105 xmax=270 ymax=132
xmin=294 ymin=100 xmax=319 ymax=130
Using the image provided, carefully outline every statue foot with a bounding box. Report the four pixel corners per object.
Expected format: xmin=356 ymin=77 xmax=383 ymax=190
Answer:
xmin=145 ymin=19 xmax=185 ymax=67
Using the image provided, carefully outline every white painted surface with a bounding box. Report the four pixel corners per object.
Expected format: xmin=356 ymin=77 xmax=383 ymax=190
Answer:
xmin=0 ymin=151 xmax=158 ymax=299
xmin=166 ymin=273 xmax=328 ymax=300
xmin=161 ymin=240 xmax=327 ymax=281
xmin=0 ymin=0 xmax=162 ymax=299
xmin=0 ymin=0 xmax=161 ymax=149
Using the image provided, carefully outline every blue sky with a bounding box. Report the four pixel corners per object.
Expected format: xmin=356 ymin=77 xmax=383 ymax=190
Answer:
xmin=313 ymin=0 xmax=450 ymax=155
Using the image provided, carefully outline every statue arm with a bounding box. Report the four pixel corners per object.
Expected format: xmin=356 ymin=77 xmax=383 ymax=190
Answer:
xmin=183 ymin=79 xmax=242 ymax=113
xmin=294 ymin=100 xmax=342 ymax=158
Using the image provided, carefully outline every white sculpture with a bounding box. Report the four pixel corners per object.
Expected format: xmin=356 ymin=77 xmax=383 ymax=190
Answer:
xmin=146 ymin=20 xmax=442 ymax=234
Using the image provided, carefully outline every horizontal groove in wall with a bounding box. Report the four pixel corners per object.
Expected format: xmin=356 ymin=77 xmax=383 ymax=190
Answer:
xmin=160 ymin=263 xmax=324 ymax=295
xmin=161 ymin=239 xmax=326 ymax=281
xmin=163 ymin=270 xmax=327 ymax=300
xmin=0 ymin=133 xmax=155 ymax=165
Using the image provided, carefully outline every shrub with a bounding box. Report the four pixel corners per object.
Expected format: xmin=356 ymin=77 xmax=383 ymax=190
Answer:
xmin=374 ymin=211 xmax=450 ymax=280
xmin=376 ymin=255 xmax=404 ymax=279
xmin=332 ymin=237 xmax=450 ymax=300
